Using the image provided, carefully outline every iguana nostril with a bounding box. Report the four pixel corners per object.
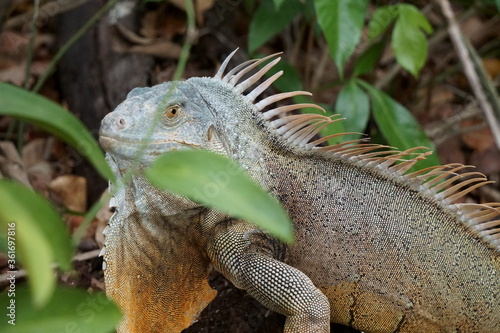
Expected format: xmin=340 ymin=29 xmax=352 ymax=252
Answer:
xmin=117 ymin=118 xmax=126 ymax=129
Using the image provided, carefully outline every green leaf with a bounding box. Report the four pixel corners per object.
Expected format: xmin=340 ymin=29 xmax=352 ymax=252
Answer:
xmin=398 ymin=4 xmax=433 ymax=34
xmin=145 ymin=150 xmax=293 ymax=242
xmin=248 ymin=0 xmax=303 ymax=53
xmin=367 ymin=5 xmax=398 ymax=40
xmin=392 ymin=4 xmax=433 ymax=77
xmin=335 ymin=80 xmax=370 ymax=141
xmin=0 ymin=83 xmax=114 ymax=181
xmin=496 ymin=0 xmax=500 ymax=12
xmin=273 ymin=0 xmax=286 ymax=9
xmin=353 ymin=37 xmax=386 ymax=76
xmin=360 ymin=82 xmax=440 ymax=169
xmin=0 ymin=180 xmax=72 ymax=307
xmin=314 ymin=0 xmax=368 ymax=77
xmin=0 ymin=287 xmax=121 ymax=333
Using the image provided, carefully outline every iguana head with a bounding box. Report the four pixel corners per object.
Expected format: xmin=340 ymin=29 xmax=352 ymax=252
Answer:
xmin=99 ymin=80 xmax=217 ymax=167
xmin=99 ymin=50 xmax=329 ymax=171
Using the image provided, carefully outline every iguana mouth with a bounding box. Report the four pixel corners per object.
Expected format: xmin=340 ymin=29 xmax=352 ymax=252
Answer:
xmin=99 ymin=135 xmax=201 ymax=151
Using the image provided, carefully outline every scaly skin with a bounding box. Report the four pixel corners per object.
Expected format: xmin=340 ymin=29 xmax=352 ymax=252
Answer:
xmin=102 ymin=165 xmax=216 ymax=332
xmin=100 ymin=52 xmax=500 ymax=332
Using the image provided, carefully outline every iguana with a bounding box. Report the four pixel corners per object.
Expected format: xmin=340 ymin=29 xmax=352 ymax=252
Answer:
xmin=99 ymin=50 xmax=500 ymax=333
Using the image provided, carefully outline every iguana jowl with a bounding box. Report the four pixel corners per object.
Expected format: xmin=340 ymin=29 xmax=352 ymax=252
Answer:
xmin=99 ymin=50 xmax=500 ymax=333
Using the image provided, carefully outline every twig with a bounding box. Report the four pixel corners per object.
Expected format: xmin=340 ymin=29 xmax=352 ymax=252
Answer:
xmin=425 ymin=99 xmax=482 ymax=146
xmin=310 ymin=44 xmax=331 ymax=91
xmin=0 ymin=249 xmax=101 ymax=284
xmin=32 ymin=0 xmax=121 ymax=93
xmin=5 ymin=0 xmax=92 ymax=30
xmin=0 ymin=0 xmax=15 ymax=31
xmin=172 ymin=0 xmax=196 ymax=81
xmin=72 ymin=194 xmax=109 ymax=247
xmin=22 ymin=0 xmax=39 ymax=89
xmin=16 ymin=0 xmax=40 ymax=149
xmin=436 ymin=0 xmax=500 ymax=149
xmin=73 ymin=248 xmax=101 ymax=261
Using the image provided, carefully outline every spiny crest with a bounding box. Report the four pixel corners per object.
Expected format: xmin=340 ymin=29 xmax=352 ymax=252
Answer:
xmin=213 ymin=49 xmax=500 ymax=252
xmin=214 ymin=49 xmax=333 ymax=149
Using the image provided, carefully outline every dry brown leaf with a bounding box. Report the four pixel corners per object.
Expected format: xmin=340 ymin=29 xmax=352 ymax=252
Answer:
xmin=0 ymin=30 xmax=28 ymax=57
xmin=94 ymin=215 xmax=107 ymax=249
xmin=112 ymin=21 xmax=182 ymax=59
xmin=482 ymin=58 xmax=500 ymax=81
xmin=95 ymin=190 xmax=113 ymax=248
xmin=140 ymin=10 xmax=159 ymax=39
xmin=91 ymin=277 xmax=106 ymax=291
xmin=461 ymin=15 xmax=484 ymax=45
xmin=0 ymin=32 xmax=53 ymax=85
xmin=0 ymin=140 xmax=31 ymax=187
xmin=469 ymin=144 xmax=500 ymax=175
xmin=115 ymin=22 xmax=153 ymax=45
xmin=49 ymin=175 xmax=87 ymax=213
xmin=436 ymin=136 xmax=466 ymax=166
xmin=67 ymin=215 xmax=84 ymax=233
xmin=168 ymin=0 xmax=186 ymax=11
xmin=158 ymin=6 xmax=186 ymax=40
xmin=461 ymin=119 xmax=494 ymax=152
xmin=0 ymin=61 xmax=25 ymax=85
xmin=26 ymin=160 xmax=52 ymax=196
xmin=22 ymin=137 xmax=48 ymax=167
xmin=430 ymin=87 xmax=455 ymax=108
xmin=129 ymin=40 xmax=182 ymax=59
xmin=196 ymin=0 xmax=216 ymax=25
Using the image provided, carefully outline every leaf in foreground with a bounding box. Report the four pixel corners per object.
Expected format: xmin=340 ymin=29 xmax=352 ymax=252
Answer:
xmin=0 ymin=180 xmax=72 ymax=307
xmin=0 ymin=82 xmax=114 ymax=181
xmin=145 ymin=150 xmax=293 ymax=242
xmin=0 ymin=287 xmax=121 ymax=333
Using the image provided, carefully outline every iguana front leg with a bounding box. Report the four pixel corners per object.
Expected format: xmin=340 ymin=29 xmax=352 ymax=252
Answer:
xmin=207 ymin=219 xmax=330 ymax=333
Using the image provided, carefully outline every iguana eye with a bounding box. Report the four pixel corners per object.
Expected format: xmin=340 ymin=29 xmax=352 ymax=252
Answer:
xmin=166 ymin=106 xmax=180 ymax=119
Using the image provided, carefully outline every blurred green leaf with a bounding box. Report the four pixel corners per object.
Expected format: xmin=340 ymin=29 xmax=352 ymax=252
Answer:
xmin=0 ymin=180 xmax=72 ymax=307
xmin=368 ymin=5 xmax=398 ymax=39
xmin=335 ymin=80 xmax=370 ymax=141
xmin=496 ymin=0 xmax=500 ymax=12
xmin=145 ymin=150 xmax=293 ymax=242
xmin=273 ymin=0 xmax=286 ymax=9
xmin=353 ymin=37 xmax=386 ymax=76
xmin=392 ymin=4 xmax=433 ymax=77
xmin=248 ymin=0 xmax=303 ymax=53
xmin=0 ymin=82 xmax=114 ymax=181
xmin=314 ymin=0 xmax=368 ymax=77
xmin=360 ymin=82 xmax=440 ymax=169
xmin=0 ymin=287 xmax=121 ymax=333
